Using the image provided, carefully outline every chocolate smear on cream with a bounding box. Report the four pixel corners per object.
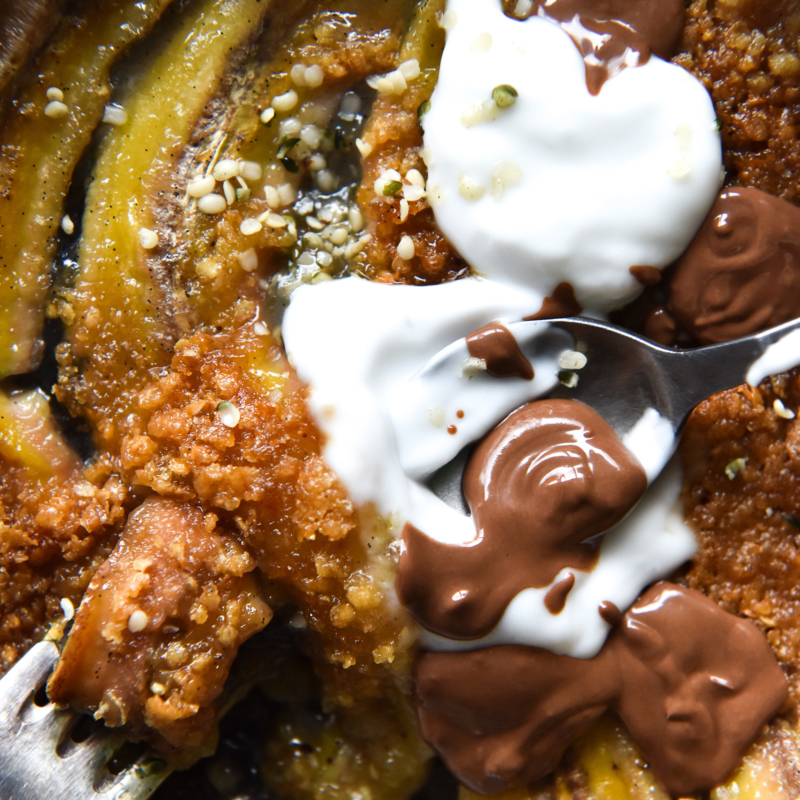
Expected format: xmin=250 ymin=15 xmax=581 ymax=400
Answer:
xmin=414 ymin=582 xmax=787 ymax=797
xmin=667 ymin=187 xmax=800 ymax=344
xmin=544 ymin=573 xmax=576 ymax=615
xmin=515 ymin=0 xmax=684 ymax=95
xmin=466 ymin=322 xmax=533 ymax=380
xmin=396 ymin=399 xmax=646 ymax=639
xmin=526 ymin=281 xmax=582 ymax=320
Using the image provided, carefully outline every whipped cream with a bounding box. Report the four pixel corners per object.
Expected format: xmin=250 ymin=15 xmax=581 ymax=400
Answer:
xmin=422 ymin=0 xmax=722 ymax=311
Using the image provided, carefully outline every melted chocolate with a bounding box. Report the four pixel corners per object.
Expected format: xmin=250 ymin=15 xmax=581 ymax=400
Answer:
xmin=517 ymin=0 xmax=684 ymax=95
xmin=465 ymin=322 xmax=534 ymax=380
xmin=414 ymin=642 xmax=620 ymax=795
xmin=414 ymin=583 xmax=788 ymax=797
xmin=630 ymin=265 xmax=662 ymax=286
xmin=526 ymin=281 xmax=582 ymax=320
xmin=544 ymin=573 xmax=575 ymax=614
xmin=667 ymin=187 xmax=800 ymax=344
xmin=644 ymin=307 xmax=678 ymax=346
xmin=396 ymin=399 xmax=646 ymax=639
xmin=617 ymin=583 xmax=789 ymax=796
xmin=598 ymin=599 xmax=622 ymax=626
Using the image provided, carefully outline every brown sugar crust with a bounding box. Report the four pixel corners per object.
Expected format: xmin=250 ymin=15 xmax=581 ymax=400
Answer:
xmin=0 ymin=440 xmax=130 ymax=673
xmin=47 ymin=496 xmax=271 ymax=752
xmin=677 ymin=0 xmax=800 ymax=200
xmin=120 ymin=324 xmax=416 ymax=714
xmin=681 ymin=373 xmax=800 ymax=711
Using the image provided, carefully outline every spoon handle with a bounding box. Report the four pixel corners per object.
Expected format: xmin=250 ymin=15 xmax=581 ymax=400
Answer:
xmin=657 ymin=316 xmax=800 ymax=427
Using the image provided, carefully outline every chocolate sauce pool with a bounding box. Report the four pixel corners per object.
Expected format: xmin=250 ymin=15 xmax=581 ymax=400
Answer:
xmin=415 ymin=583 xmax=788 ymax=797
xmin=397 ymin=400 xmax=646 ymax=639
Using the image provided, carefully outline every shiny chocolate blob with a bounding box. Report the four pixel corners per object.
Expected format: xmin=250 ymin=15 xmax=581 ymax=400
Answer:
xmin=415 ymin=583 xmax=788 ymax=797
xmin=466 ymin=322 xmax=534 ymax=380
xmin=518 ymin=0 xmax=685 ymax=94
xmin=667 ymin=187 xmax=800 ymax=344
xmin=396 ymin=399 xmax=647 ymax=640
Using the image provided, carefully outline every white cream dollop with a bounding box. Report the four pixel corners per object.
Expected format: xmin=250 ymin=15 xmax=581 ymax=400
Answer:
xmin=422 ymin=0 xmax=722 ymax=311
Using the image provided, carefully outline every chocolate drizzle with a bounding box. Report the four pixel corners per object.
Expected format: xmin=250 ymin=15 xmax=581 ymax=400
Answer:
xmin=396 ymin=399 xmax=646 ymax=639
xmin=526 ymin=281 xmax=582 ymax=320
xmin=515 ymin=0 xmax=685 ymax=95
xmin=616 ymin=584 xmax=788 ymax=796
xmin=465 ymin=322 xmax=533 ymax=380
xmin=415 ymin=641 xmax=618 ymax=796
xmin=644 ymin=307 xmax=678 ymax=346
xmin=667 ymin=187 xmax=800 ymax=344
xmin=544 ymin=573 xmax=575 ymax=615
xmin=414 ymin=583 xmax=788 ymax=797
xmin=630 ymin=265 xmax=662 ymax=286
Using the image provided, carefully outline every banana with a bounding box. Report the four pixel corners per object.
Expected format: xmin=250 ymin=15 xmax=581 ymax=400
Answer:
xmin=0 ymin=0 xmax=175 ymax=378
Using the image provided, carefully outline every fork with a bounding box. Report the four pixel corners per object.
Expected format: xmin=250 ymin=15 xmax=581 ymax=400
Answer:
xmin=0 ymin=639 xmax=170 ymax=800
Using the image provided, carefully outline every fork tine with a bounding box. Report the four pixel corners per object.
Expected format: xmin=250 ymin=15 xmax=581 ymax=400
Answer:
xmin=61 ymin=730 xmax=117 ymax=780
xmin=0 ymin=640 xmax=59 ymax=717
xmin=0 ymin=640 xmax=169 ymax=800
xmin=20 ymin=699 xmax=78 ymax=741
xmin=102 ymin=757 xmax=172 ymax=799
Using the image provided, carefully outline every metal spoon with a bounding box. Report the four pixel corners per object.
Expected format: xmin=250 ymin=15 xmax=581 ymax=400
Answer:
xmin=425 ymin=315 xmax=800 ymax=514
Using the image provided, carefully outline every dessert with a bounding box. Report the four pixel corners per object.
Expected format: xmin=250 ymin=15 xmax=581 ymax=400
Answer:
xmin=2 ymin=0 xmax=800 ymax=798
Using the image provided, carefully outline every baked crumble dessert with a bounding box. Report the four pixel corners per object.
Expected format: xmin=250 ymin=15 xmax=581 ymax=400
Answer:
xmin=2 ymin=0 xmax=800 ymax=798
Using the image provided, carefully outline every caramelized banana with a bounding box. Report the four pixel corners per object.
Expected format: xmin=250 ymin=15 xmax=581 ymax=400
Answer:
xmin=0 ymin=0 xmax=175 ymax=379
xmin=55 ymin=0 xmax=272 ymax=451
xmin=163 ymin=0 xmax=410 ymax=332
xmin=48 ymin=496 xmax=271 ymax=753
xmin=0 ymin=0 xmax=65 ymax=97
xmin=354 ymin=0 xmax=467 ymax=284
xmin=0 ymin=388 xmax=78 ymax=482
